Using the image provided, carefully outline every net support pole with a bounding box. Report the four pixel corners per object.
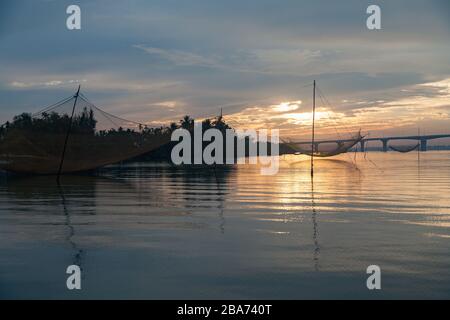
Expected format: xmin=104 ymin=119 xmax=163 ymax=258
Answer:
xmin=417 ymin=128 xmax=420 ymax=164
xmin=57 ymin=85 xmax=81 ymax=182
xmin=311 ymin=80 xmax=316 ymax=178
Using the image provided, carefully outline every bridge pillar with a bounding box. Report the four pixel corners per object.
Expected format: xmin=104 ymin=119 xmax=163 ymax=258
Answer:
xmin=381 ymin=139 xmax=388 ymax=152
xmin=420 ymin=139 xmax=427 ymax=151
xmin=360 ymin=140 xmax=365 ymax=152
xmin=314 ymin=143 xmax=319 ymax=153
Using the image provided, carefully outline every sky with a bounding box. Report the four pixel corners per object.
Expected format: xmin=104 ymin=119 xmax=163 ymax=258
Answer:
xmin=1 ymin=0 xmax=449 ymax=140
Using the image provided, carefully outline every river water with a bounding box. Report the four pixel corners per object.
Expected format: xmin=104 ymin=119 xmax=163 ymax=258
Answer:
xmin=0 ymin=151 xmax=449 ymax=299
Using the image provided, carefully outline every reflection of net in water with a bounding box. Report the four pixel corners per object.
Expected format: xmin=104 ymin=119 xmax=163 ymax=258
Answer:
xmin=284 ymin=132 xmax=363 ymax=157
xmin=0 ymin=90 xmax=171 ymax=174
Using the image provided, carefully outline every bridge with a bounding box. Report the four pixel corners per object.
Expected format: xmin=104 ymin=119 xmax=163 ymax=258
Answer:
xmin=290 ymin=134 xmax=450 ymax=152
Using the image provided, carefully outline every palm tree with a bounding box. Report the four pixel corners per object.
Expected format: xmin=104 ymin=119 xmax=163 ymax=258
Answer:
xmin=169 ymin=122 xmax=179 ymax=132
xmin=212 ymin=115 xmax=230 ymax=133
xmin=180 ymin=115 xmax=194 ymax=131
xmin=202 ymin=118 xmax=212 ymax=131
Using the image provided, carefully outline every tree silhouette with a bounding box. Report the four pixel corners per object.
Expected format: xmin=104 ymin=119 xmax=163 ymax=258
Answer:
xmin=180 ymin=115 xmax=194 ymax=131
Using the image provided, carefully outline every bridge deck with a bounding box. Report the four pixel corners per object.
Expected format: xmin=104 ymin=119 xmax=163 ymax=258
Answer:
xmin=290 ymin=134 xmax=450 ymax=145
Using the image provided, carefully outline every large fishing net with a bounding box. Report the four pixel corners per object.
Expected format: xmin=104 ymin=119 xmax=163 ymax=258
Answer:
xmin=0 ymin=90 xmax=171 ymax=174
xmin=283 ymin=131 xmax=364 ymax=157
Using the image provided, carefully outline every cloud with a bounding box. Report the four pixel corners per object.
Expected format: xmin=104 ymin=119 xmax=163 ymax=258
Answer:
xmin=133 ymin=44 xmax=262 ymax=74
xmin=133 ymin=45 xmax=218 ymax=67
xmin=10 ymin=79 xmax=86 ymax=89
xmin=7 ymin=73 xmax=181 ymax=93
xmin=219 ymin=77 xmax=450 ymax=140
xmin=133 ymin=44 xmax=327 ymax=76
xmin=0 ymin=0 xmax=449 ymax=138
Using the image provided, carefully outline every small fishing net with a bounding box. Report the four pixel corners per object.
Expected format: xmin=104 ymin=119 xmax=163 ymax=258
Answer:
xmin=0 ymin=89 xmax=171 ymax=174
xmin=389 ymin=143 xmax=419 ymax=153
